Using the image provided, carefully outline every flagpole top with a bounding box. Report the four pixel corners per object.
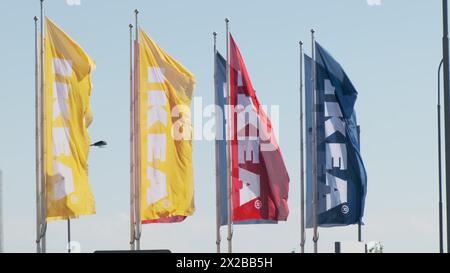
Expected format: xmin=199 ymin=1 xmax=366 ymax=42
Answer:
xmin=311 ymin=29 xmax=315 ymax=34
xmin=299 ymin=41 xmax=303 ymax=46
xmin=225 ymin=18 xmax=230 ymax=23
xmin=129 ymin=24 xmax=133 ymax=29
xmin=34 ymin=16 xmax=39 ymax=22
xmin=213 ymin=32 xmax=217 ymax=37
xmin=135 ymin=9 xmax=139 ymax=15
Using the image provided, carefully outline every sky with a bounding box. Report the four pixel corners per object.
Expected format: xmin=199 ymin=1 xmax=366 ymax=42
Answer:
xmin=0 ymin=0 xmax=444 ymax=253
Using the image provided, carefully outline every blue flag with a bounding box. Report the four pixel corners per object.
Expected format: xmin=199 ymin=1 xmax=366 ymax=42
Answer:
xmin=214 ymin=52 xmax=229 ymax=226
xmin=305 ymin=42 xmax=367 ymax=228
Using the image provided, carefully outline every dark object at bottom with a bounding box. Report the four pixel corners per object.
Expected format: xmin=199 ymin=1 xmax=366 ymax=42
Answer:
xmin=94 ymin=249 xmax=171 ymax=253
xmin=334 ymin=242 xmax=341 ymax=253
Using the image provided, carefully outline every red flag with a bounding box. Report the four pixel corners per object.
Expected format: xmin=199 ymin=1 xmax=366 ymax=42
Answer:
xmin=229 ymin=35 xmax=290 ymax=223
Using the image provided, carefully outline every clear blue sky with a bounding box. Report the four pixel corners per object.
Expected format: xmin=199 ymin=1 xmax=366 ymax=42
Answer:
xmin=0 ymin=0 xmax=444 ymax=253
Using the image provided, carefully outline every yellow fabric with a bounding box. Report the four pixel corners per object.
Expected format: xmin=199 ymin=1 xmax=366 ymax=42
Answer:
xmin=138 ymin=29 xmax=196 ymax=221
xmin=44 ymin=18 xmax=95 ymax=220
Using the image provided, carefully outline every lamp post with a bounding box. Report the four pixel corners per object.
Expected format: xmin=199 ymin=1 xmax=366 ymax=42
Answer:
xmin=67 ymin=140 xmax=107 ymax=253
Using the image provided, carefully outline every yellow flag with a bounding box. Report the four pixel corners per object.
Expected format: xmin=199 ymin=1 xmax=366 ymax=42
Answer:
xmin=44 ymin=18 xmax=95 ymax=220
xmin=138 ymin=29 xmax=196 ymax=222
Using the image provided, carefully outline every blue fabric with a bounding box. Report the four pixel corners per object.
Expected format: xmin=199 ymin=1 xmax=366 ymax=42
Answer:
xmin=305 ymin=42 xmax=367 ymax=228
xmin=214 ymin=53 xmax=229 ymax=226
xmin=305 ymin=55 xmax=314 ymax=228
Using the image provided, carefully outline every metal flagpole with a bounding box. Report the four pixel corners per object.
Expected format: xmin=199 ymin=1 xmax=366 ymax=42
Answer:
xmin=357 ymin=126 xmax=362 ymax=242
xmin=299 ymin=41 xmax=306 ymax=254
xmin=34 ymin=14 xmax=42 ymax=254
xmin=39 ymin=0 xmax=47 ymax=253
xmin=358 ymin=222 xmax=362 ymax=242
xmin=129 ymin=23 xmax=136 ymax=251
xmin=438 ymin=59 xmax=444 ymax=253
xmin=225 ymin=18 xmax=233 ymax=254
xmin=134 ymin=9 xmax=142 ymax=251
xmin=311 ymin=29 xmax=319 ymax=253
xmin=213 ymin=31 xmax=222 ymax=254
xmin=67 ymin=219 xmax=71 ymax=253
xmin=442 ymin=0 xmax=450 ymax=253
xmin=0 ymin=170 xmax=3 ymax=253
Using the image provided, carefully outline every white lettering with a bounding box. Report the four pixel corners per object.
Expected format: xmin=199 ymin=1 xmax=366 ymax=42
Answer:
xmin=52 ymin=58 xmax=73 ymax=76
xmin=147 ymin=90 xmax=168 ymax=127
xmin=53 ymin=160 xmax=74 ymax=200
xmin=238 ymin=140 xmax=260 ymax=164
xmin=147 ymin=167 xmax=167 ymax=205
xmin=323 ymin=79 xmax=348 ymax=211
xmin=237 ymin=71 xmax=243 ymax=87
xmin=52 ymin=127 xmax=71 ymax=156
xmin=53 ymin=82 xmax=70 ymax=121
xmin=147 ymin=134 xmax=166 ymax=162
xmin=239 ymin=168 xmax=260 ymax=205
xmin=325 ymin=173 xmax=348 ymax=210
xmin=326 ymin=143 xmax=347 ymax=170
xmin=325 ymin=117 xmax=346 ymax=137
xmin=324 ymin=101 xmax=343 ymax=118
xmin=324 ymin=79 xmax=335 ymax=95
xmin=148 ymin=67 xmax=165 ymax=83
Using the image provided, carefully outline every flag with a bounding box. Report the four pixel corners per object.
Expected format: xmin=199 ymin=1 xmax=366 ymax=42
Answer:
xmin=138 ymin=29 xmax=196 ymax=223
xmin=44 ymin=18 xmax=96 ymax=220
xmin=305 ymin=42 xmax=367 ymax=228
xmin=214 ymin=52 xmax=230 ymax=226
xmin=225 ymin=35 xmax=290 ymax=223
xmin=215 ymin=51 xmax=279 ymax=225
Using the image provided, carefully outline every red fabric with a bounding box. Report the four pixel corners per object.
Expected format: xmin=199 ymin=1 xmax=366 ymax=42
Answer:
xmin=229 ymin=35 xmax=290 ymax=222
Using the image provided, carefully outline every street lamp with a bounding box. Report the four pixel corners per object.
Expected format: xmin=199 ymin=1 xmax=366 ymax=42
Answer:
xmin=90 ymin=140 xmax=108 ymax=148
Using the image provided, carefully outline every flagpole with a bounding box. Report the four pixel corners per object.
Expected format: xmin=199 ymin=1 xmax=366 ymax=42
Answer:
xmin=442 ymin=0 xmax=450 ymax=253
xmin=34 ymin=14 xmax=42 ymax=254
xmin=311 ymin=29 xmax=319 ymax=254
xmin=0 ymin=170 xmax=3 ymax=253
xmin=67 ymin=219 xmax=71 ymax=253
xmin=39 ymin=0 xmax=47 ymax=253
xmin=357 ymin=125 xmax=362 ymax=242
xmin=134 ymin=9 xmax=142 ymax=251
xmin=358 ymin=222 xmax=362 ymax=242
xmin=129 ymin=23 xmax=136 ymax=251
xmin=442 ymin=0 xmax=450 ymax=252
xmin=299 ymin=41 xmax=306 ymax=254
xmin=225 ymin=17 xmax=233 ymax=254
xmin=213 ymin=31 xmax=222 ymax=254
xmin=438 ymin=59 xmax=444 ymax=253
